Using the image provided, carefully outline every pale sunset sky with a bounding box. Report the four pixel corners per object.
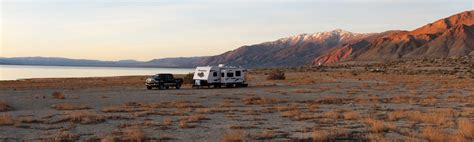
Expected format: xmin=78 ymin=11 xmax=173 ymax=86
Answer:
xmin=1 ymin=0 xmax=472 ymax=61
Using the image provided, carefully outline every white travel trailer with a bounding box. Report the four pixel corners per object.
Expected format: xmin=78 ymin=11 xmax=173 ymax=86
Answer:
xmin=193 ymin=64 xmax=248 ymax=88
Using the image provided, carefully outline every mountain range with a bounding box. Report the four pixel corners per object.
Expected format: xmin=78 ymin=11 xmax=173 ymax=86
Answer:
xmin=1 ymin=10 xmax=473 ymax=68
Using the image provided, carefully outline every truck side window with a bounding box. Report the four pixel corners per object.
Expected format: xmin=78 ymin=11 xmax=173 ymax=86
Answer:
xmin=227 ymin=73 xmax=234 ymax=77
xmin=235 ymin=71 xmax=241 ymax=77
xmin=213 ymin=72 xmax=217 ymax=77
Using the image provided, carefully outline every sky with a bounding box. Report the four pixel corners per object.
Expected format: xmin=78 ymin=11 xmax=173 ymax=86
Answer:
xmin=1 ymin=0 xmax=472 ymax=61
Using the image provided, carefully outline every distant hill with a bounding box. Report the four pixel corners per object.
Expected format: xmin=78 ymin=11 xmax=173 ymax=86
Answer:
xmin=0 ymin=57 xmax=206 ymax=68
xmin=2 ymin=10 xmax=473 ymax=68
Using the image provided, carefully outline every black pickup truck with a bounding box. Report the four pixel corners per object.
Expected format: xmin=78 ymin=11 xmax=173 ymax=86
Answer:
xmin=145 ymin=74 xmax=183 ymax=90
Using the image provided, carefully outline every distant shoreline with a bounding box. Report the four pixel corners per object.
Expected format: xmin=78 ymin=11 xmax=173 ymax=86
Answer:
xmin=0 ymin=63 xmax=194 ymax=69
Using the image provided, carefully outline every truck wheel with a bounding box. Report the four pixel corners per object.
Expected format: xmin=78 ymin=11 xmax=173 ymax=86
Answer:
xmin=146 ymin=86 xmax=152 ymax=90
xmin=158 ymin=84 xmax=164 ymax=90
xmin=176 ymin=84 xmax=181 ymax=89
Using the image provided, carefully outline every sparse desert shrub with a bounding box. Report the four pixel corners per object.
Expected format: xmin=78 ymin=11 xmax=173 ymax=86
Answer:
xmin=312 ymin=130 xmax=330 ymax=142
xmin=306 ymin=103 xmax=320 ymax=112
xmin=178 ymin=119 xmax=193 ymax=128
xmin=457 ymin=119 xmax=474 ymax=139
xmin=171 ymin=101 xmax=204 ymax=108
xmin=101 ymin=126 xmax=146 ymax=142
xmin=281 ymin=110 xmax=314 ymax=121
xmin=250 ymin=130 xmax=276 ymax=140
xmin=52 ymin=91 xmax=65 ymax=99
xmin=162 ymin=118 xmax=172 ymax=127
xmin=65 ymin=111 xmax=105 ymax=124
xmin=45 ymin=130 xmax=79 ymax=141
xmin=343 ymin=111 xmax=360 ymax=120
xmin=186 ymin=114 xmax=208 ymax=122
xmin=387 ymin=110 xmax=407 ymax=121
xmin=221 ymin=130 xmax=244 ymax=142
xmin=183 ymin=73 xmax=194 ymax=84
xmin=266 ymin=70 xmax=285 ymax=80
xmin=363 ymin=118 xmax=396 ymax=133
xmin=241 ymin=96 xmax=286 ymax=105
xmin=293 ymin=90 xmax=312 ymax=93
xmin=0 ymin=114 xmax=14 ymax=125
xmin=323 ymin=110 xmax=340 ymax=119
xmin=0 ymin=101 xmax=11 ymax=111
xmin=123 ymin=126 xmax=146 ymax=141
xmin=317 ymin=96 xmax=345 ymax=104
xmin=420 ymin=127 xmax=449 ymax=142
xmin=54 ymin=103 xmax=90 ymax=110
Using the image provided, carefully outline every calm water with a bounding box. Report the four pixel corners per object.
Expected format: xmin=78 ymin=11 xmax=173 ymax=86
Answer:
xmin=0 ymin=65 xmax=195 ymax=80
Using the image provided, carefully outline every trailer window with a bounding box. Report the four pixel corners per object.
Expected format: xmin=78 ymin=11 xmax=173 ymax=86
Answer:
xmin=227 ymin=72 xmax=234 ymax=77
xmin=213 ymin=72 xmax=217 ymax=77
xmin=235 ymin=71 xmax=241 ymax=77
xmin=221 ymin=73 xmax=224 ymax=77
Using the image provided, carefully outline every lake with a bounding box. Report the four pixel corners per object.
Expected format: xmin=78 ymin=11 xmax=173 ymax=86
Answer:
xmin=0 ymin=65 xmax=195 ymax=80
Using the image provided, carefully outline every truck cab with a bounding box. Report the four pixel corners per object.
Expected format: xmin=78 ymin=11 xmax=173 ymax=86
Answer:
xmin=145 ymin=74 xmax=183 ymax=90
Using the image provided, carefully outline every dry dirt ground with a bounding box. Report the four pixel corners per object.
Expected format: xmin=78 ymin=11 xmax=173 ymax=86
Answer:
xmin=0 ymin=66 xmax=473 ymax=141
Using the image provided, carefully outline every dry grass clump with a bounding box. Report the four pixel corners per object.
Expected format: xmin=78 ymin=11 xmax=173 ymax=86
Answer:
xmin=249 ymin=130 xmax=277 ymax=140
xmin=311 ymin=128 xmax=348 ymax=142
xmin=0 ymin=114 xmax=14 ymax=125
xmin=241 ymin=96 xmax=286 ymax=105
xmin=185 ymin=114 xmax=208 ymax=123
xmin=266 ymin=70 xmax=285 ymax=80
xmin=312 ymin=130 xmax=330 ymax=142
xmin=171 ymin=101 xmax=204 ymax=108
xmin=389 ymin=95 xmax=416 ymax=104
xmin=101 ymin=126 xmax=146 ymax=142
xmin=101 ymin=104 xmax=143 ymax=113
xmin=178 ymin=119 xmax=193 ymax=128
xmin=0 ymin=101 xmax=11 ymax=112
xmin=293 ymin=90 xmax=312 ymax=94
xmin=420 ymin=95 xmax=438 ymax=106
xmin=52 ymin=91 xmax=65 ymax=99
xmin=317 ymin=96 xmax=346 ymax=104
xmin=387 ymin=110 xmax=407 ymax=121
xmin=44 ymin=130 xmax=79 ymax=141
xmin=343 ymin=111 xmax=360 ymax=120
xmin=323 ymin=110 xmax=340 ymax=119
xmin=54 ymin=103 xmax=90 ymax=110
xmin=123 ymin=126 xmax=146 ymax=141
xmin=281 ymin=110 xmax=314 ymax=121
xmin=363 ymin=118 xmax=396 ymax=133
xmin=162 ymin=118 xmax=173 ymax=127
xmin=221 ymin=130 xmax=245 ymax=142
xmin=457 ymin=119 xmax=474 ymax=139
xmin=387 ymin=110 xmax=452 ymax=126
xmin=420 ymin=127 xmax=449 ymax=142
xmin=306 ymin=103 xmax=319 ymax=112
xmin=230 ymin=125 xmax=257 ymax=130
xmin=64 ymin=111 xmax=105 ymax=124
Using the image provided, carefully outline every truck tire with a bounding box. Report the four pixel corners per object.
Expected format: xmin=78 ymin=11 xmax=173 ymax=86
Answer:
xmin=147 ymin=86 xmax=152 ymax=90
xmin=176 ymin=84 xmax=181 ymax=89
xmin=158 ymin=84 xmax=165 ymax=90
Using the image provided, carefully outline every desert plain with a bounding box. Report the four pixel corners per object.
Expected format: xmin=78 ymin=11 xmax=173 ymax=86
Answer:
xmin=0 ymin=56 xmax=473 ymax=141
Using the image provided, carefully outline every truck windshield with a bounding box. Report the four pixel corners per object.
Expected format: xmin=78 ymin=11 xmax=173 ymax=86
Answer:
xmin=153 ymin=75 xmax=160 ymax=79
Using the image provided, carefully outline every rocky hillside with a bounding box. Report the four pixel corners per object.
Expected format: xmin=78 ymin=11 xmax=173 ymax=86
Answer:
xmin=314 ymin=10 xmax=474 ymax=64
xmin=197 ymin=29 xmax=376 ymax=67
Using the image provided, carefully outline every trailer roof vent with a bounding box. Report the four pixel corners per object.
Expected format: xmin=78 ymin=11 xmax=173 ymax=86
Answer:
xmin=218 ymin=64 xmax=225 ymax=67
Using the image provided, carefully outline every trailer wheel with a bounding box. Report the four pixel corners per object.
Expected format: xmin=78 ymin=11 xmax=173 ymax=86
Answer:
xmin=176 ymin=84 xmax=181 ymax=89
xmin=146 ymin=86 xmax=152 ymax=90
